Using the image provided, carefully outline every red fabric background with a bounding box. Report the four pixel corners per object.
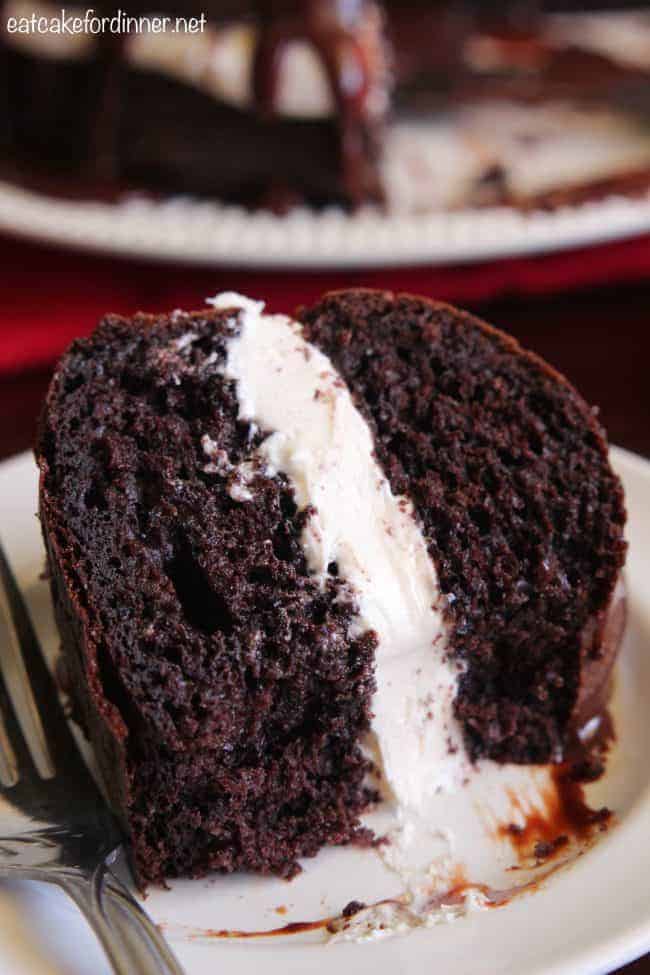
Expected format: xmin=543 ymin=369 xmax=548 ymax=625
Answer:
xmin=2 ymin=231 xmax=650 ymax=374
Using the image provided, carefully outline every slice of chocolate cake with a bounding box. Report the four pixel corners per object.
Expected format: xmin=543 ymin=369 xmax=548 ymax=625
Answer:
xmin=36 ymin=289 xmax=626 ymax=885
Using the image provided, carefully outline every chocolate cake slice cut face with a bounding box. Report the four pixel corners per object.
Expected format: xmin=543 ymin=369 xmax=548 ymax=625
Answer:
xmin=300 ymin=289 xmax=627 ymax=763
xmin=37 ymin=288 xmax=627 ymax=885
xmin=37 ymin=306 xmax=378 ymax=884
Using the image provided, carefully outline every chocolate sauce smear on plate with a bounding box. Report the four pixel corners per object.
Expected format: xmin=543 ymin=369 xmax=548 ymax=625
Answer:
xmin=190 ymin=917 xmax=334 ymax=940
xmin=497 ymin=709 xmax=616 ymax=866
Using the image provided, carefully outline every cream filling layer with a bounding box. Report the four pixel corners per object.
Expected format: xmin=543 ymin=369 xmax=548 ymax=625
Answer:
xmin=209 ymin=292 xmax=467 ymax=809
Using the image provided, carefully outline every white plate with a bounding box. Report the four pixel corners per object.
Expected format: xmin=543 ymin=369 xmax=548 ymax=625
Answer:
xmin=0 ymin=444 xmax=648 ymax=975
xmin=2 ymin=178 xmax=650 ymax=270
xmin=3 ymin=101 xmax=650 ymax=269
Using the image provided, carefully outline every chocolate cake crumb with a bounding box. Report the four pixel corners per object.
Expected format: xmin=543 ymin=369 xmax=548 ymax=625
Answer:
xmin=342 ymin=900 xmax=367 ymax=917
xmin=534 ymin=836 xmax=569 ymax=860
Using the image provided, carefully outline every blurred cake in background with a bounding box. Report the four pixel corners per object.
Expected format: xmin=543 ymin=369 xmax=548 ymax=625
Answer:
xmin=1 ymin=0 xmax=649 ymax=210
xmin=0 ymin=0 xmax=391 ymax=207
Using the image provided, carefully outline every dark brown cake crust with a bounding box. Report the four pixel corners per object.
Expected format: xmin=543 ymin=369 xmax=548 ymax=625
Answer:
xmin=37 ymin=308 xmax=377 ymax=885
xmin=300 ymin=289 xmax=627 ymax=763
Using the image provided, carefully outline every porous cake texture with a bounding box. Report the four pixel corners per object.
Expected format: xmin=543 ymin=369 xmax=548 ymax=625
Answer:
xmin=37 ymin=289 xmax=626 ymax=884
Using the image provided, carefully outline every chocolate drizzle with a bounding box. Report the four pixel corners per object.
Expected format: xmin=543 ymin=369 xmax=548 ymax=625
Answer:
xmin=252 ymin=0 xmax=382 ymax=204
xmin=1 ymin=0 xmax=385 ymax=206
xmin=89 ymin=32 xmax=128 ymax=184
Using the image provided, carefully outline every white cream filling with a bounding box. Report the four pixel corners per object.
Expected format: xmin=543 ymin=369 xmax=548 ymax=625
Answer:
xmin=208 ymin=292 xmax=468 ymax=809
xmin=382 ymin=102 xmax=650 ymax=214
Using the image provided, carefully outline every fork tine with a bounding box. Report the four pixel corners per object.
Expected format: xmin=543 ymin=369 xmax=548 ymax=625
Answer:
xmin=0 ymin=640 xmax=40 ymax=788
xmin=0 ymin=707 xmax=19 ymax=788
xmin=0 ymin=541 xmax=56 ymax=780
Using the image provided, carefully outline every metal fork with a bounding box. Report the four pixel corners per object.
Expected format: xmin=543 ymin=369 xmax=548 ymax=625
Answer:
xmin=0 ymin=540 xmax=185 ymax=975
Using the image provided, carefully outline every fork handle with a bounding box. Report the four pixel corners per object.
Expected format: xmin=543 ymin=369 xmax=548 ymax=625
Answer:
xmin=104 ymin=878 xmax=185 ymax=975
xmin=62 ymin=869 xmax=185 ymax=975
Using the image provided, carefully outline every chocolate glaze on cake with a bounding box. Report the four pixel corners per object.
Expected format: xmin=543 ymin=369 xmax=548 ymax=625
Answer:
xmin=1 ymin=0 xmax=388 ymax=207
xmin=37 ymin=289 xmax=627 ymax=884
xmin=4 ymin=2 xmax=650 ymax=210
